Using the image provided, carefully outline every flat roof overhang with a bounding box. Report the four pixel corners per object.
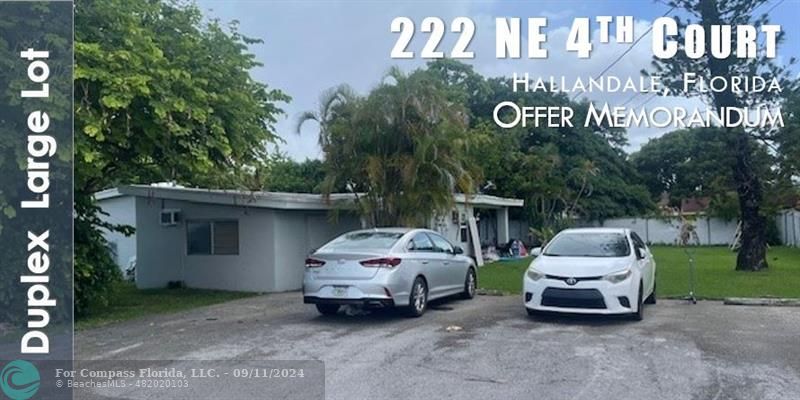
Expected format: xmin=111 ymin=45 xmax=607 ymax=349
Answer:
xmin=115 ymin=185 xmax=523 ymax=211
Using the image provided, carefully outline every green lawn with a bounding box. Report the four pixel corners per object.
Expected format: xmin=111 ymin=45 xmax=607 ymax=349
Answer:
xmin=478 ymin=246 xmax=800 ymax=299
xmin=76 ymin=281 xmax=256 ymax=330
xmin=478 ymin=257 xmax=533 ymax=294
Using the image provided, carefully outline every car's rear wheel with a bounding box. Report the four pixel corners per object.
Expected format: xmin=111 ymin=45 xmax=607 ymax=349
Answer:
xmin=645 ymin=281 xmax=657 ymax=305
xmin=315 ymin=304 xmax=340 ymax=315
xmin=461 ymin=267 xmax=477 ymax=299
xmin=631 ymin=283 xmax=644 ymax=321
xmin=405 ymin=277 xmax=428 ymax=317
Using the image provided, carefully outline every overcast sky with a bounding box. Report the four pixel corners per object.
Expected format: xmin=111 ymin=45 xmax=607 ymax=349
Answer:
xmin=196 ymin=0 xmax=800 ymax=161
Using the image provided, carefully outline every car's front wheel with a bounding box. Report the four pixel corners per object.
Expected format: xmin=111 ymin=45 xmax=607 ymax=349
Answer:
xmin=631 ymin=283 xmax=644 ymax=321
xmin=405 ymin=277 xmax=428 ymax=317
xmin=645 ymin=281 xmax=657 ymax=305
xmin=315 ymin=304 xmax=340 ymax=315
xmin=461 ymin=267 xmax=477 ymax=299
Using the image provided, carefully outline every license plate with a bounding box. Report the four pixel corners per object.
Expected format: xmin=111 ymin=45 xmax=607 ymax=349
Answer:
xmin=332 ymin=286 xmax=347 ymax=297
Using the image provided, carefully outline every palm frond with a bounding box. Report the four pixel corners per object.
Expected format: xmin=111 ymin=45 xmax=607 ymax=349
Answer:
xmin=294 ymin=111 xmax=318 ymax=134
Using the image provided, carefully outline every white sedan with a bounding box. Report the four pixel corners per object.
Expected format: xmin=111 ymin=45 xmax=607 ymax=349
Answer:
xmin=523 ymin=228 xmax=656 ymax=320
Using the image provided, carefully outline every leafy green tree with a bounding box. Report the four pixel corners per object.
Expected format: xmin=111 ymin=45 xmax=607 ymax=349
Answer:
xmin=262 ymin=155 xmax=327 ymax=193
xmin=298 ymin=67 xmax=478 ymax=227
xmin=631 ymin=128 xmax=789 ymax=220
xmin=776 ymin=84 xmax=800 ymax=177
xmin=0 ymin=2 xmax=73 ymax=326
xmin=631 ymin=128 xmax=734 ymax=203
xmin=648 ymin=0 xmax=798 ymax=270
xmin=426 ymin=60 xmax=654 ymax=232
xmin=74 ymin=0 xmax=288 ymax=314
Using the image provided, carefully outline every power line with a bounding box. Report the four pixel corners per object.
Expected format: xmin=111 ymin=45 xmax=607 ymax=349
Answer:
xmin=571 ymin=5 xmax=676 ymax=101
xmin=636 ymin=93 xmax=659 ymax=108
xmin=619 ymin=91 xmax=643 ymax=107
xmin=617 ymin=0 xmax=784 ymax=110
xmin=657 ymin=0 xmax=776 ymax=17
xmin=762 ymin=0 xmax=786 ymax=15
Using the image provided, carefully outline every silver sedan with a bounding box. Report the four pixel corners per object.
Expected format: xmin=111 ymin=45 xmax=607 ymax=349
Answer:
xmin=303 ymin=228 xmax=477 ymax=317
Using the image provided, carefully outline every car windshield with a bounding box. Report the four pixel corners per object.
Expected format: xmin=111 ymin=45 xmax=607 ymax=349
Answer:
xmin=317 ymin=231 xmax=404 ymax=253
xmin=543 ymin=232 xmax=631 ymax=257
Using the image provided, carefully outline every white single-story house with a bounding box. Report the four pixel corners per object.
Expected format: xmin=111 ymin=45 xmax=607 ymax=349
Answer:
xmin=95 ymin=184 xmax=523 ymax=292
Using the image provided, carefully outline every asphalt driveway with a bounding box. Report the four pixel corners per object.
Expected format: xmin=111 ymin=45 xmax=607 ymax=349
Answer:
xmin=76 ymin=294 xmax=800 ymax=400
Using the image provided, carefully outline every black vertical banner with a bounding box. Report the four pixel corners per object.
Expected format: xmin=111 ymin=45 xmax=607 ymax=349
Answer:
xmin=0 ymin=1 xmax=73 ymax=400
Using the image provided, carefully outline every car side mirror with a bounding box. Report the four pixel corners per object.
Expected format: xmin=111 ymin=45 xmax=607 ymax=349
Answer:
xmin=531 ymin=247 xmax=542 ymax=257
xmin=635 ymin=247 xmax=644 ymax=260
xmin=453 ymin=246 xmax=464 ymax=255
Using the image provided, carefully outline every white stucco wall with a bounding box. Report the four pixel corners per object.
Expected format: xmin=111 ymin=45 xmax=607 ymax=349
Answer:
xmin=431 ymin=203 xmax=471 ymax=252
xmin=135 ymin=197 xmax=276 ymax=290
xmin=98 ymin=195 xmax=137 ymax=272
xmin=271 ymin=211 xmax=362 ymax=291
xmin=100 ymin=189 xmax=520 ymax=291
xmin=134 ymin=196 xmax=362 ymax=292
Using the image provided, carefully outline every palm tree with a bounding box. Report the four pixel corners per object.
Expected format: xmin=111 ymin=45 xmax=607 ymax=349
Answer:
xmin=297 ymin=67 xmax=478 ymax=227
xmin=295 ymin=84 xmax=357 ymax=149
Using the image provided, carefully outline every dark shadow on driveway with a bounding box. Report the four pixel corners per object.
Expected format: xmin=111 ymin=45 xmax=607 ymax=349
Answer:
xmin=524 ymin=308 xmax=646 ymax=326
xmin=306 ymin=297 xmax=468 ymax=325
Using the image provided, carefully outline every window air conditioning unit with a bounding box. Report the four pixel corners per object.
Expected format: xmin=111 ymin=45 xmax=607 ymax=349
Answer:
xmin=160 ymin=209 xmax=181 ymax=226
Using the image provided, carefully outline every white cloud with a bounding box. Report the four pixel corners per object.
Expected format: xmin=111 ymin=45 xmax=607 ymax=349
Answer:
xmin=197 ymin=1 xmax=708 ymax=159
xmin=541 ymin=9 xmax=573 ymax=21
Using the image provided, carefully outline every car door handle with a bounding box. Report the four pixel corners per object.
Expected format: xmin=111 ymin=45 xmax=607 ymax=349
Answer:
xmin=443 ymin=261 xmax=450 ymax=265
xmin=421 ymin=260 xmax=429 ymax=265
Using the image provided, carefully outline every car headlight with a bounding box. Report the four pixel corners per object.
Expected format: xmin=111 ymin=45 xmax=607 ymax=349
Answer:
xmin=604 ymin=269 xmax=632 ymax=283
xmin=526 ymin=268 xmax=545 ymax=281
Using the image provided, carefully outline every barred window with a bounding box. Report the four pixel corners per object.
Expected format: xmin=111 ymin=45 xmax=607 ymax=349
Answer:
xmin=187 ymin=220 xmax=239 ymax=255
xmin=213 ymin=221 xmax=239 ymax=255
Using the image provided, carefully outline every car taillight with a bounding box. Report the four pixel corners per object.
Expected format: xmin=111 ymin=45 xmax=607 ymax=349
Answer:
xmin=305 ymin=258 xmax=326 ymax=268
xmin=360 ymin=257 xmax=402 ymax=268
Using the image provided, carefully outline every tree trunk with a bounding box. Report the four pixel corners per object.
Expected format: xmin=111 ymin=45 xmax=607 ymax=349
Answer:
xmin=732 ymin=130 xmax=769 ymax=271
xmin=700 ymin=0 xmax=768 ymax=270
